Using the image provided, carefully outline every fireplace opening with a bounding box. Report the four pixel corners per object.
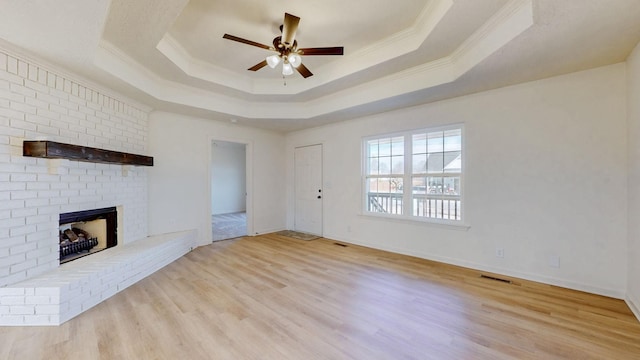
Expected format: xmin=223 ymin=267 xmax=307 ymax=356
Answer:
xmin=59 ymin=207 xmax=117 ymax=264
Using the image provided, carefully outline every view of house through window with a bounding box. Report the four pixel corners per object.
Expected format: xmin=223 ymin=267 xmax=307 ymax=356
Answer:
xmin=364 ymin=125 xmax=463 ymax=222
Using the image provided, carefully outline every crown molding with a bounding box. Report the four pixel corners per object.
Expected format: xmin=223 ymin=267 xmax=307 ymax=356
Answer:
xmin=450 ymin=0 xmax=534 ymax=75
xmin=156 ymin=34 xmax=253 ymax=92
xmin=156 ymin=0 xmax=454 ymax=95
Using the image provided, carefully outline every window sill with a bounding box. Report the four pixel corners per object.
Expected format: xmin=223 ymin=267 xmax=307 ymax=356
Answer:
xmin=358 ymin=212 xmax=471 ymax=231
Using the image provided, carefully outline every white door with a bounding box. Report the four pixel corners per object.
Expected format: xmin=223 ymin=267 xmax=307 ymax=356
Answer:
xmin=294 ymin=144 xmax=323 ymax=236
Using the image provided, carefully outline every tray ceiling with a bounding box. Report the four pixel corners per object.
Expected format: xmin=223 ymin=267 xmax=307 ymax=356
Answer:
xmin=0 ymin=0 xmax=639 ymax=132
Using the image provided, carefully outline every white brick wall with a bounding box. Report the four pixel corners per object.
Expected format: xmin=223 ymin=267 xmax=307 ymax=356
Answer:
xmin=0 ymin=46 xmax=151 ymax=288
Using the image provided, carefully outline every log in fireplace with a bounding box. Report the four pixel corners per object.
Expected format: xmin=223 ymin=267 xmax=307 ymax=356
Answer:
xmin=59 ymin=207 xmax=117 ymax=264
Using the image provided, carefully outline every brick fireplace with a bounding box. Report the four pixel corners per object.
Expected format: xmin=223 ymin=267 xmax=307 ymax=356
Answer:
xmin=0 ymin=46 xmax=196 ymax=326
xmin=0 ymin=46 xmax=150 ymax=288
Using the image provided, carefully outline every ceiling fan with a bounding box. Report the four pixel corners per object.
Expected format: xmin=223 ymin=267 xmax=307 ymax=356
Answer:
xmin=222 ymin=13 xmax=344 ymax=78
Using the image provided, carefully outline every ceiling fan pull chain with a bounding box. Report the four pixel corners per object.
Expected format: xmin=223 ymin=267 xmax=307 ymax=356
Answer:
xmin=283 ymin=75 xmax=287 ymax=86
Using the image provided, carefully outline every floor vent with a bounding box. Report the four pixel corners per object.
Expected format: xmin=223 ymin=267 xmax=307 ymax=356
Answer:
xmin=480 ymin=274 xmax=512 ymax=284
xmin=334 ymin=243 xmax=348 ymax=247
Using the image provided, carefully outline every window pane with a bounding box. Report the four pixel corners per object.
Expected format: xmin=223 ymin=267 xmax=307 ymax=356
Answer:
xmin=413 ymin=176 xmax=461 ymax=219
xmin=412 ymin=177 xmax=427 ymax=194
xmin=391 ymin=136 xmax=404 ymax=156
xmin=443 ymin=176 xmax=461 ymax=196
xmin=427 ymin=153 xmax=444 ymax=173
xmin=367 ymin=178 xmax=404 ymax=194
xmin=427 ymin=176 xmax=444 ymax=194
xmin=368 ymin=139 xmax=379 ymax=157
xmin=426 ymin=152 xmax=461 ymax=174
xmin=413 ymin=153 xmax=426 ymax=173
xmin=413 ymin=133 xmax=427 ymax=154
xmin=427 ymin=131 xmax=444 ymax=153
xmin=379 ymin=156 xmax=391 ymax=175
xmin=379 ymin=139 xmax=391 ymax=156
xmin=367 ymin=177 xmax=403 ymax=215
xmin=367 ymin=178 xmax=379 ymax=193
xmin=368 ymin=158 xmax=379 ymax=175
xmin=392 ymin=155 xmax=404 ymax=174
xmin=427 ymin=176 xmax=460 ymax=195
xmin=444 ymin=129 xmax=462 ymax=152
xmin=443 ymin=151 xmax=461 ymax=173
xmin=367 ymin=136 xmax=405 ymax=175
xmin=390 ymin=178 xmax=403 ymax=194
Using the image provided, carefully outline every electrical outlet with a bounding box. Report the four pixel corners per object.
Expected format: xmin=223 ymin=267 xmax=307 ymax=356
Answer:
xmin=495 ymin=247 xmax=504 ymax=258
xmin=549 ymin=255 xmax=560 ymax=268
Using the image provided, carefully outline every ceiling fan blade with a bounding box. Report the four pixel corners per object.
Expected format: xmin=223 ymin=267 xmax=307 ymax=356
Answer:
xmin=299 ymin=47 xmax=344 ymax=56
xmin=281 ymin=13 xmax=300 ymax=48
xmin=248 ymin=60 xmax=268 ymax=71
xmin=223 ymin=34 xmax=272 ymax=50
xmin=296 ymin=63 xmax=313 ymax=78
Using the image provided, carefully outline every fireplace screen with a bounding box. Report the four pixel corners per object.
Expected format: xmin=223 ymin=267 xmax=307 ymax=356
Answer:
xmin=59 ymin=207 xmax=117 ymax=264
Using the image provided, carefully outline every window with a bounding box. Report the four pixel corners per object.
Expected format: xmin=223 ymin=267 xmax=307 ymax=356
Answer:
xmin=364 ymin=125 xmax=463 ymax=222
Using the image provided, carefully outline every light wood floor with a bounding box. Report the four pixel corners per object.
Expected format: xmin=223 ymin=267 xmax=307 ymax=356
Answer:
xmin=1 ymin=234 xmax=639 ymax=359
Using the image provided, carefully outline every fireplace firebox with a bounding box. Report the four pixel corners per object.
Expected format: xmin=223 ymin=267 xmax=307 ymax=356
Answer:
xmin=59 ymin=207 xmax=117 ymax=264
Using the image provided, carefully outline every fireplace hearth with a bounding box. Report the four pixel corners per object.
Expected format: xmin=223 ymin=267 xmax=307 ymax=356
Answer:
xmin=59 ymin=207 xmax=117 ymax=264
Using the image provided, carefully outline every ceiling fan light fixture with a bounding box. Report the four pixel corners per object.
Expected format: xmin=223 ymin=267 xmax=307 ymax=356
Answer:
xmin=282 ymin=62 xmax=294 ymax=76
xmin=288 ymin=53 xmax=302 ymax=68
xmin=222 ymin=12 xmax=344 ymax=79
xmin=266 ymin=54 xmax=281 ymax=68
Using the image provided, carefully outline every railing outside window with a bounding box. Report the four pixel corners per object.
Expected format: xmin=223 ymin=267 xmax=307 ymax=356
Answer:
xmin=367 ymin=192 xmax=403 ymax=215
xmin=367 ymin=193 xmax=461 ymax=220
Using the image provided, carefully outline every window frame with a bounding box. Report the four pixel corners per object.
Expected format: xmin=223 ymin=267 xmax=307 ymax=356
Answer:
xmin=362 ymin=124 xmax=465 ymax=225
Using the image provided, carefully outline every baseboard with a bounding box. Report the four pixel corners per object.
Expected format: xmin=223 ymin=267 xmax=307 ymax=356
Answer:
xmin=626 ymin=295 xmax=640 ymax=322
xmin=324 ymin=233 xmax=625 ymax=299
xmin=255 ymin=227 xmax=287 ymax=236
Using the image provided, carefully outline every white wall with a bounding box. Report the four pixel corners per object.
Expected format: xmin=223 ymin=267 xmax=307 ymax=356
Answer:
xmin=211 ymin=141 xmax=246 ymax=215
xmin=0 ymin=46 xmax=150 ymax=287
xmin=148 ymin=112 xmax=286 ymax=246
xmin=627 ymin=41 xmax=640 ymax=318
xmin=287 ymin=64 xmax=628 ymax=298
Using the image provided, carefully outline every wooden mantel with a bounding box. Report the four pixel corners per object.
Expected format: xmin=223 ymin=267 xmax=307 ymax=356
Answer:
xmin=23 ymin=141 xmax=153 ymax=166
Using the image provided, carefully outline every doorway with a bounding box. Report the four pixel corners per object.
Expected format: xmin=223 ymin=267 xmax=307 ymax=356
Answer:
xmin=294 ymin=144 xmax=323 ymax=236
xmin=211 ymin=140 xmax=247 ymax=241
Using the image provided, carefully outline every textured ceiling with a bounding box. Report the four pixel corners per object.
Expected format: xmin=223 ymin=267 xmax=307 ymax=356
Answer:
xmin=0 ymin=0 xmax=639 ymax=132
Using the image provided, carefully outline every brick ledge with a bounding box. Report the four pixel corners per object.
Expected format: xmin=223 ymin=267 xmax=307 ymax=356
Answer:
xmin=0 ymin=230 xmax=197 ymax=326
